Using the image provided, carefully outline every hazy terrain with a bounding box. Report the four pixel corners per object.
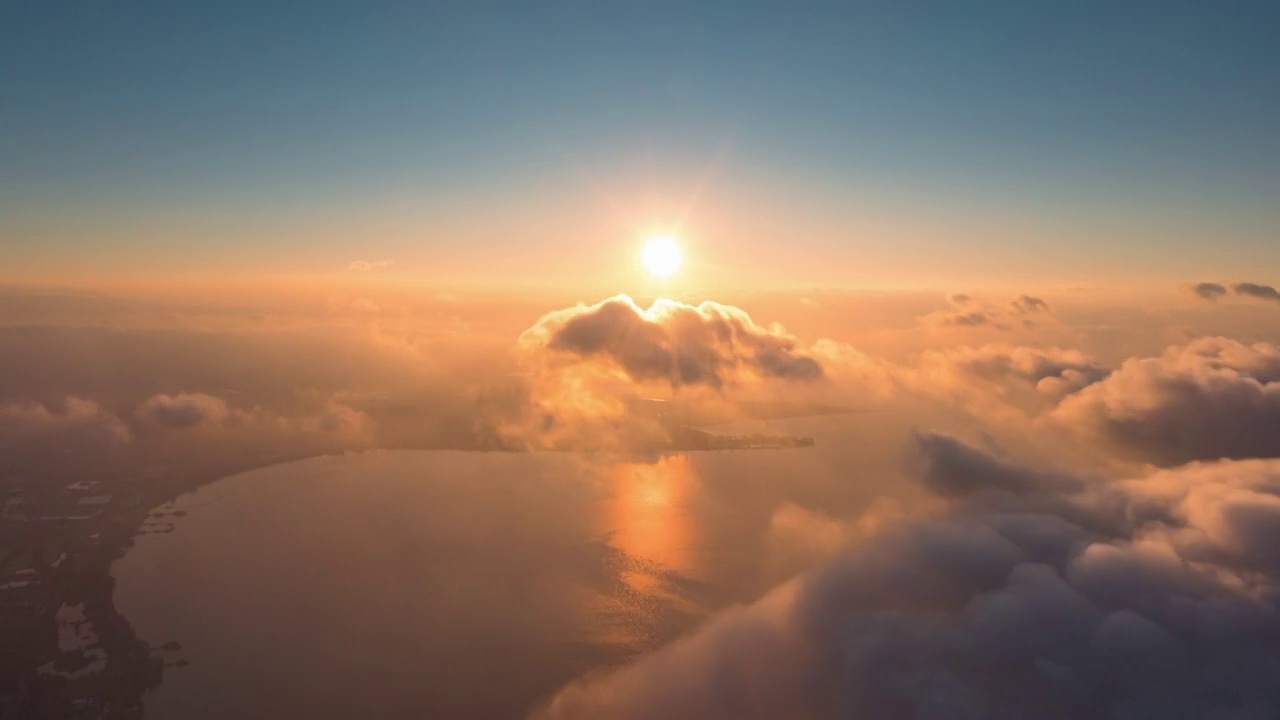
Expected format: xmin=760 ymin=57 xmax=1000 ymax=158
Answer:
xmin=6 ymin=279 xmax=1280 ymax=716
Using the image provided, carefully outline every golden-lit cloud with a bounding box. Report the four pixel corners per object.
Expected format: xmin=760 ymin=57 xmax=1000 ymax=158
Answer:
xmin=486 ymin=295 xmax=830 ymax=450
xmin=522 ymin=295 xmax=824 ymax=389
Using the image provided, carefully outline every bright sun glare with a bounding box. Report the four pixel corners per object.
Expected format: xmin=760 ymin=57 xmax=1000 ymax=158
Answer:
xmin=642 ymin=235 xmax=682 ymax=279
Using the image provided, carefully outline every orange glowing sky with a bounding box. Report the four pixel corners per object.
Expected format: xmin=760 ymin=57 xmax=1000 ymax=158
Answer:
xmin=3 ymin=4 xmax=1278 ymax=292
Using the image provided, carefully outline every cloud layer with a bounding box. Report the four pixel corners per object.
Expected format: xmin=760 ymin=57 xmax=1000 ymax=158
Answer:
xmin=1051 ymin=337 xmax=1280 ymax=465
xmin=533 ymin=433 xmax=1280 ymax=719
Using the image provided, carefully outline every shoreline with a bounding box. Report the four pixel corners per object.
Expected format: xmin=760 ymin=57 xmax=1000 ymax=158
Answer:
xmin=10 ymin=421 xmax=822 ymax=718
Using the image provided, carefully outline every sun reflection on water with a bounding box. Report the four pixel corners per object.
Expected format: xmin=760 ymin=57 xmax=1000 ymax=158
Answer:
xmin=607 ymin=454 xmax=697 ymax=579
xmin=587 ymin=453 xmax=711 ymax=648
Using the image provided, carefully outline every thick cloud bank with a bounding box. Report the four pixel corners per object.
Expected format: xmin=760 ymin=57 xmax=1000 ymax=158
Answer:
xmin=521 ymin=295 xmax=824 ymax=389
xmin=533 ymin=433 xmax=1280 ymax=720
xmin=1051 ymin=337 xmax=1280 ymax=465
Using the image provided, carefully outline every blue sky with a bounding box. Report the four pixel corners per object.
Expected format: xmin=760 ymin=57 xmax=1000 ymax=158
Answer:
xmin=3 ymin=1 xmax=1278 ymax=285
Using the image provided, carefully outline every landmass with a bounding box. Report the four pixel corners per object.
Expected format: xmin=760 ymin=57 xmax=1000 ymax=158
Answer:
xmin=0 ymin=411 xmax=818 ymax=718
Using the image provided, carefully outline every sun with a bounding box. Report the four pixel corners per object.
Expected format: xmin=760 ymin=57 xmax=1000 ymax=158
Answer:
xmin=642 ymin=235 xmax=682 ymax=278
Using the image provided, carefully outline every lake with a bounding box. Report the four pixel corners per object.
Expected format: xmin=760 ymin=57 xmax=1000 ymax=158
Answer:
xmin=113 ymin=414 xmax=913 ymax=718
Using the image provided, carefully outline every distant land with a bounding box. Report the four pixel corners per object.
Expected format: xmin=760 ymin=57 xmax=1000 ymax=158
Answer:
xmin=0 ymin=400 xmax=830 ymax=718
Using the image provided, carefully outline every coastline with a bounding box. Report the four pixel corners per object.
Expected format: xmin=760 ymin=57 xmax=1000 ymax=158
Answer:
xmin=8 ymin=420 xmax=820 ymax=718
xmin=2 ymin=445 xmax=327 ymax=718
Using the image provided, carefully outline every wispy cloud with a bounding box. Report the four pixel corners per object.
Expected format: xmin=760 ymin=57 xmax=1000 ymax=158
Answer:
xmin=1188 ymin=281 xmax=1280 ymax=303
xmin=921 ymin=293 xmax=1053 ymax=331
xmin=1190 ymin=282 xmax=1228 ymax=300
xmin=1232 ymin=282 xmax=1280 ymax=303
xmin=347 ymin=260 xmax=394 ymax=272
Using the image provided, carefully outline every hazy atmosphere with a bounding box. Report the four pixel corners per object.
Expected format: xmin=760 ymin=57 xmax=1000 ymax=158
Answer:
xmin=3 ymin=2 xmax=1280 ymax=719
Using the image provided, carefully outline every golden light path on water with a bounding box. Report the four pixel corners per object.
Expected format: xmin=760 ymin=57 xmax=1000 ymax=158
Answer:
xmin=588 ymin=454 xmax=710 ymax=649
xmin=608 ymin=455 xmax=697 ymax=587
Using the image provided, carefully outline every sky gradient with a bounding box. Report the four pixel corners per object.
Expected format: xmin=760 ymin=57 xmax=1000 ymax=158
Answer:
xmin=3 ymin=1 xmax=1278 ymax=289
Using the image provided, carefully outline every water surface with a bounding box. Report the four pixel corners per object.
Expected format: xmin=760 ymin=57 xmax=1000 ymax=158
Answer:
xmin=115 ymin=414 xmax=912 ymax=718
